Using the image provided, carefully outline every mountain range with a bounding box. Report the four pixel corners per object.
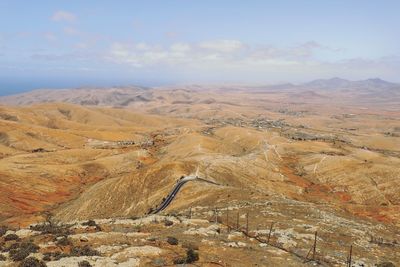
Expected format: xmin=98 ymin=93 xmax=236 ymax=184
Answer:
xmin=0 ymin=78 xmax=399 ymax=111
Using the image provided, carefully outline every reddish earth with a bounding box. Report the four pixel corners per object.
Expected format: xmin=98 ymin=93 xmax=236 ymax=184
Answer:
xmin=0 ymin=88 xmax=399 ymax=231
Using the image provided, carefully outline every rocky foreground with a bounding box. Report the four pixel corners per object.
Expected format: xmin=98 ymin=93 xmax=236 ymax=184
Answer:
xmin=1 ymin=199 xmax=399 ymax=267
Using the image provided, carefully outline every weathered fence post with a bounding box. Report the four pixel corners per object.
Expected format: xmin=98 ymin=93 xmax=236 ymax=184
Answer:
xmin=347 ymin=244 xmax=353 ymax=267
xmin=267 ymin=222 xmax=274 ymax=244
xmin=312 ymin=231 xmax=317 ymax=260
xmin=226 ymin=209 xmax=230 ymax=233
xmin=214 ymin=207 xmax=218 ymax=224
xmin=236 ymin=211 xmax=240 ymax=230
xmin=246 ymin=212 xmax=249 ymax=236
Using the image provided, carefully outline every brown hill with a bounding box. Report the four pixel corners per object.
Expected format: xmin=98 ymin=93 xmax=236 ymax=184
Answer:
xmin=0 ymin=99 xmax=398 ymax=227
xmin=0 ymin=87 xmax=399 ymax=265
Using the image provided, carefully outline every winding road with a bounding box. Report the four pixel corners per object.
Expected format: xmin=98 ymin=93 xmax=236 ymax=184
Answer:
xmin=149 ymin=174 xmax=219 ymax=214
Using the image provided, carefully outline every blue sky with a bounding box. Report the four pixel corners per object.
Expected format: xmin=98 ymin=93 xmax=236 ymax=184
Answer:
xmin=0 ymin=0 xmax=399 ymax=94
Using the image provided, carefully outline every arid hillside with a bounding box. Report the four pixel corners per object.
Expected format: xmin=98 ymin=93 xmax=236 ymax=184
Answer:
xmin=0 ymin=103 xmax=198 ymax=224
xmin=0 ymin=84 xmax=399 ymax=266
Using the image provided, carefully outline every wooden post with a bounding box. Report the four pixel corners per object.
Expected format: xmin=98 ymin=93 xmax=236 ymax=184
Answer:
xmin=312 ymin=231 xmax=317 ymax=260
xmin=226 ymin=209 xmax=230 ymax=233
xmin=214 ymin=207 xmax=218 ymax=224
xmin=236 ymin=211 xmax=240 ymax=230
xmin=246 ymin=212 xmax=249 ymax=236
xmin=188 ymin=207 xmax=192 ymax=219
xmin=267 ymin=222 xmax=274 ymax=244
xmin=347 ymin=244 xmax=353 ymax=267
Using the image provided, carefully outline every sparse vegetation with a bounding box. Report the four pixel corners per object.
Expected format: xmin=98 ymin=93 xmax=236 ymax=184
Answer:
xmin=376 ymin=262 xmax=395 ymax=267
xmin=166 ymin=236 xmax=178 ymax=245
xmin=10 ymin=247 xmax=30 ymax=261
xmin=186 ymin=248 xmax=199 ymax=263
xmin=30 ymin=223 xmax=70 ymax=236
xmin=55 ymin=236 xmax=71 ymax=247
xmin=4 ymin=233 xmax=19 ymax=241
xmin=173 ymin=248 xmax=199 ymax=264
xmin=0 ymin=113 xmax=18 ymax=121
xmin=71 ymin=245 xmax=99 ymax=256
xmin=78 ymin=260 xmax=92 ymax=267
xmin=0 ymin=226 xmax=8 ymax=237
xmin=82 ymin=220 xmax=101 ymax=231
xmin=173 ymin=257 xmax=186 ymax=264
xmin=9 ymin=242 xmax=39 ymax=261
xmin=30 ymin=215 xmax=71 ymax=236
xmin=3 ymin=242 xmax=20 ymax=252
xmin=42 ymin=251 xmax=68 ymax=261
xmin=82 ymin=219 xmax=96 ymax=227
xmin=18 ymin=257 xmax=46 ymax=267
xmin=42 ymin=254 xmax=51 ymax=262
xmin=164 ymin=220 xmax=173 ymax=226
xmin=31 ymin=148 xmax=48 ymax=153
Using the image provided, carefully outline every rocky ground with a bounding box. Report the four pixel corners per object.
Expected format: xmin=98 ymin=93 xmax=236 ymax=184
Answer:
xmin=1 ymin=197 xmax=399 ymax=267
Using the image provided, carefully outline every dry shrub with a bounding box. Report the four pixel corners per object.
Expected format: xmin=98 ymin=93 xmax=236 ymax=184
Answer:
xmin=71 ymin=245 xmax=99 ymax=256
xmin=18 ymin=257 xmax=46 ymax=267
xmin=9 ymin=242 xmax=39 ymax=261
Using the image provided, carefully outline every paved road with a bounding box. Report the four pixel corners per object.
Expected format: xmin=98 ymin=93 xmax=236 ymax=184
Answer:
xmin=149 ymin=175 xmax=219 ymax=214
xmin=149 ymin=175 xmax=197 ymax=214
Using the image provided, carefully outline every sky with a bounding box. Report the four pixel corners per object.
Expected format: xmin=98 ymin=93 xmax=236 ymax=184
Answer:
xmin=0 ymin=0 xmax=399 ymax=95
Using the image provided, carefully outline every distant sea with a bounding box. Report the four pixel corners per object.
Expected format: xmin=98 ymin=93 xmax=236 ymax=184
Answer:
xmin=0 ymin=80 xmax=49 ymax=96
xmin=0 ymin=79 xmax=170 ymax=96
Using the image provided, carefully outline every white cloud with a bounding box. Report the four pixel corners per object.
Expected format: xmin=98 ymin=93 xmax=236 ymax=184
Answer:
xmin=107 ymin=40 xmax=327 ymax=69
xmin=248 ymin=41 xmax=338 ymax=61
xmin=135 ymin=42 xmax=151 ymax=51
xmin=198 ymin=40 xmax=245 ymax=53
xmin=51 ymin=11 xmax=77 ymax=23
xmin=170 ymin=43 xmax=191 ymax=53
xmin=28 ymin=37 xmax=398 ymax=83
xmin=103 ymin=40 xmax=400 ymax=82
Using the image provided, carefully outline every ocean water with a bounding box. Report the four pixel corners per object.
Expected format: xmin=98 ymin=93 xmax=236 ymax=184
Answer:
xmin=0 ymin=79 xmax=167 ymax=97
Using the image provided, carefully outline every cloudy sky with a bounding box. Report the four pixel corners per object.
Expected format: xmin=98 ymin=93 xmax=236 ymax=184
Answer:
xmin=0 ymin=0 xmax=399 ymax=94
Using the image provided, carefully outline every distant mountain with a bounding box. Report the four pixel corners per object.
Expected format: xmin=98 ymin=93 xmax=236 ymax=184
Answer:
xmin=352 ymin=78 xmax=398 ymax=89
xmin=302 ymin=77 xmax=352 ymax=89
xmin=302 ymin=77 xmax=398 ymax=90
xmin=0 ymin=86 xmax=153 ymax=107
xmin=263 ymin=83 xmax=296 ymax=90
xmin=0 ymin=78 xmax=398 ymax=108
